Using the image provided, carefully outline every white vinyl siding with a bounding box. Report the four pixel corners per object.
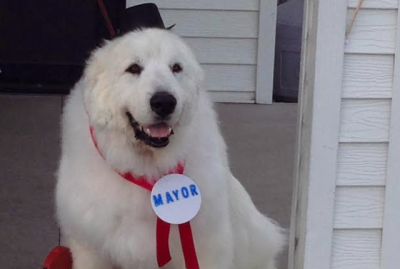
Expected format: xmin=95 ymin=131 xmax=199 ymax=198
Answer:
xmin=127 ymin=0 xmax=276 ymax=103
xmin=332 ymin=230 xmax=382 ymax=269
xmin=342 ymin=54 xmax=394 ymax=98
xmin=290 ymin=1 xmax=400 ymax=269
xmin=331 ymin=3 xmax=399 ymax=268
xmin=344 ymin=9 xmax=397 ymax=54
xmin=336 ymin=143 xmax=388 ymax=186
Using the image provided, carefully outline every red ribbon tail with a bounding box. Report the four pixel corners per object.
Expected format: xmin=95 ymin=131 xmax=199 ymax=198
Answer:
xmin=156 ymin=218 xmax=172 ymax=267
xmin=179 ymin=222 xmax=200 ymax=269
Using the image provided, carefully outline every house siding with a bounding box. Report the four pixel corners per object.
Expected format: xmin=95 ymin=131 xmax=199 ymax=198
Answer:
xmin=127 ymin=0 xmax=275 ymax=103
xmin=331 ymin=1 xmax=399 ymax=268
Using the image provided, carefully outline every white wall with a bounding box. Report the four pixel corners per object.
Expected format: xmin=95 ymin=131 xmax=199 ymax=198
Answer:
xmin=332 ymin=2 xmax=399 ymax=269
xmin=126 ymin=0 xmax=277 ymax=103
xmin=290 ymin=0 xmax=400 ymax=268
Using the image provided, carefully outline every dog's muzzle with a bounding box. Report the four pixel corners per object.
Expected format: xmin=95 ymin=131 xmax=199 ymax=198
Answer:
xmin=126 ymin=112 xmax=174 ymax=148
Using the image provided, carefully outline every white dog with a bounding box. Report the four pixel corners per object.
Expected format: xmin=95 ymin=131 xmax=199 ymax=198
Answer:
xmin=56 ymin=28 xmax=284 ymax=269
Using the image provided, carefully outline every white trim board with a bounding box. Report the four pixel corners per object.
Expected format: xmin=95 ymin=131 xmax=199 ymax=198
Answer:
xmin=380 ymin=6 xmax=400 ymax=269
xmin=288 ymin=0 xmax=348 ymax=269
xmin=255 ymin=0 xmax=277 ymax=104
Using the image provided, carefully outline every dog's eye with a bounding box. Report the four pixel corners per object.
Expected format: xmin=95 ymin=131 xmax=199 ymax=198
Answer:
xmin=126 ymin=63 xmax=142 ymax=75
xmin=171 ymin=63 xmax=183 ymax=73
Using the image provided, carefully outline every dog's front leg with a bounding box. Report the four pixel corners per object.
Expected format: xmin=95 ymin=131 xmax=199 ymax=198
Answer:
xmin=68 ymin=238 xmax=113 ymax=269
xmin=195 ymin=226 xmax=235 ymax=269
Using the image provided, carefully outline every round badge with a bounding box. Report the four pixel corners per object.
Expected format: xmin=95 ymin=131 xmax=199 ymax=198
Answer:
xmin=150 ymin=174 xmax=201 ymax=224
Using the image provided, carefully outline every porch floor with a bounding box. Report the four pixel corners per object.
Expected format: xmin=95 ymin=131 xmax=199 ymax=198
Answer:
xmin=0 ymin=94 xmax=297 ymax=269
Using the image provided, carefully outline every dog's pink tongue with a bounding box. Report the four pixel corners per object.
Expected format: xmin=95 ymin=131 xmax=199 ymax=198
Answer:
xmin=145 ymin=124 xmax=171 ymax=138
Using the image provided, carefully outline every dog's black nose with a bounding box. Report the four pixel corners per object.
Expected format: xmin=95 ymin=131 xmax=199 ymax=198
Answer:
xmin=150 ymin=92 xmax=177 ymax=117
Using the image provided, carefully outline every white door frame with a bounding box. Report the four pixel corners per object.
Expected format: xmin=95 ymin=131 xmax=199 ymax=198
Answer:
xmin=289 ymin=0 xmax=400 ymax=268
xmin=255 ymin=0 xmax=277 ymax=104
xmin=288 ymin=0 xmax=348 ymax=268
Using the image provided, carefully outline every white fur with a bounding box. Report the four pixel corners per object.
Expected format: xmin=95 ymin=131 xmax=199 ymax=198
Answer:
xmin=56 ymin=28 xmax=285 ymax=269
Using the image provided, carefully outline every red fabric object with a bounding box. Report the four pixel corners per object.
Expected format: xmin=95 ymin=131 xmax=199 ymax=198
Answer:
xmin=96 ymin=0 xmax=116 ymax=37
xmin=156 ymin=217 xmax=172 ymax=267
xmin=179 ymin=222 xmax=200 ymax=269
xmin=121 ymin=171 xmax=154 ymax=191
xmin=42 ymin=246 xmax=72 ymax=269
xmin=120 ymin=163 xmax=184 ymax=191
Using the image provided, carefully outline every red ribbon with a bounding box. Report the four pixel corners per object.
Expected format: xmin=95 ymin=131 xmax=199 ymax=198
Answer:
xmin=179 ymin=222 xmax=200 ymax=269
xmin=156 ymin=217 xmax=171 ymax=266
xmin=89 ymin=126 xmax=199 ymax=269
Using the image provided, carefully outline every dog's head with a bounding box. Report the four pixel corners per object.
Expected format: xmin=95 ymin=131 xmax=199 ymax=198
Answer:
xmin=83 ymin=28 xmax=204 ymax=149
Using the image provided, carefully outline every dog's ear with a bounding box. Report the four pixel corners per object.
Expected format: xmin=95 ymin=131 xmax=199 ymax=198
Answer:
xmin=81 ymin=45 xmax=114 ymax=127
xmin=82 ymin=41 xmax=111 ymax=90
xmin=83 ymin=58 xmax=100 ymax=93
xmin=191 ymin=60 xmax=204 ymax=84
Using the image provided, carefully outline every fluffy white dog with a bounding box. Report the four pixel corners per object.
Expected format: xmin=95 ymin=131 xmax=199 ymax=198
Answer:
xmin=56 ymin=28 xmax=284 ymax=269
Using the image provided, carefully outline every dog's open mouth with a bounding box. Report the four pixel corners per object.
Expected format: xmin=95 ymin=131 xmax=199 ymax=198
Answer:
xmin=126 ymin=112 xmax=174 ymax=148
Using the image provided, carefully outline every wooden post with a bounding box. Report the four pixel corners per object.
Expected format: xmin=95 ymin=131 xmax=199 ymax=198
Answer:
xmin=255 ymin=0 xmax=277 ymax=104
xmin=288 ymin=0 xmax=347 ymax=269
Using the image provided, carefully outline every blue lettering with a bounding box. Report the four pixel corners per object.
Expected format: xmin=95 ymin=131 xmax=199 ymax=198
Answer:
xmin=172 ymin=189 xmax=179 ymax=200
xmin=152 ymin=194 xmax=163 ymax=207
xmin=181 ymin=187 xmax=189 ymax=198
xmin=166 ymin=192 xmax=174 ymax=203
xmin=189 ymin=184 xmax=199 ymax=196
